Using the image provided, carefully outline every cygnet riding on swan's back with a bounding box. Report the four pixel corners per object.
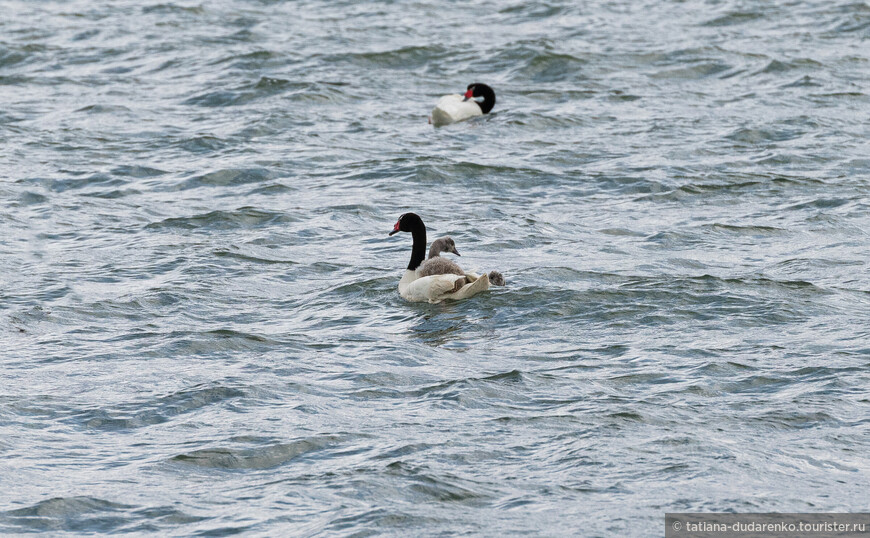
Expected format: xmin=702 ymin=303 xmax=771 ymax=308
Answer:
xmin=422 ymin=236 xmax=506 ymax=290
xmin=419 ymin=237 xmax=467 ymax=292
xmin=420 ymin=237 xmax=463 ymax=276
xmin=389 ymin=213 xmax=504 ymax=303
xmin=429 ymin=83 xmax=496 ymax=127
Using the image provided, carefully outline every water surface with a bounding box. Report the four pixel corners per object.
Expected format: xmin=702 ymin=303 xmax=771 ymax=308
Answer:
xmin=2 ymin=0 xmax=869 ymax=535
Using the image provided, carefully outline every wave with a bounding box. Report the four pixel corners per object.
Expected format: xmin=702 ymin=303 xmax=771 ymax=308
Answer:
xmin=171 ymin=435 xmax=345 ymax=469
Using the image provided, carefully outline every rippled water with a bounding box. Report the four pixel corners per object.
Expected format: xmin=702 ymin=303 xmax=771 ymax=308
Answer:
xmin=2 ymin=0 xmax=869 ymax=535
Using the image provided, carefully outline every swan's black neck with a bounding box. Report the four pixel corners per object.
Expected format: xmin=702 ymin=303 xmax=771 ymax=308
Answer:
xmin=408 ymin=220 xmax=426 ymax=271
xmin=468 ymin=83 xmax=496 ymax=114
xmin=392 ymin=212 xmax=428 ymax=270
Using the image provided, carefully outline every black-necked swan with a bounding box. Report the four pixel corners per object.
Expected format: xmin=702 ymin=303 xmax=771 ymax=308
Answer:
xmin=429 ymin=83 xmax=496 ymax=127
xmin=388 ymin=213 xmax=498 ymax=303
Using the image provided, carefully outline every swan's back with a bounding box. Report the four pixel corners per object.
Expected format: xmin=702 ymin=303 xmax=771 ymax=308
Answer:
xmin=401 ymin=273 xmax=466 ymax=303
xmin=430 ymin=95 xmax=482 ymax=127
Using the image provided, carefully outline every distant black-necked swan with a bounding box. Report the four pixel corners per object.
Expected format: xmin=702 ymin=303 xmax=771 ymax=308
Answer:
xmin=429 ymin=83 xmax=496 ymax=127
xmin=388 ymin=213 xmax=504 ymax=303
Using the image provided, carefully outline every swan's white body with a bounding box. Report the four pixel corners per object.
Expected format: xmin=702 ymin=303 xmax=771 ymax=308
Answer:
xmin=429 ymin=94 xmax=482 ymax=127
xmin=398 ymin=269 xmax=490 ymax=304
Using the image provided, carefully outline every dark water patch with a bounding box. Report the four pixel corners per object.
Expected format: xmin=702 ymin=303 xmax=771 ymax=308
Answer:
xmin=651 ymin=60 xmax=734 ymax=80
xmin=608 ymin=89 xmax=641 ymax=102
xmin=80 ymin=187 xmax=142 ymax=199
xmin=111 ymin=164 xmax=167 ymax=178
xmin=806 ymin=91 xmax=868 ymax=103
xmin=213 ymin=49 xmax=281 ymax=70
xmin=692 ymin=360 xmax=758 ymax=376
xmin=606 ymin=411 xmax=646 ymax=423
xmin=783 ymin=75 xmax=822 ymax=88
xmin=156 ymin=327 xmax=294 ymax=357
xmin=183 ymin=91 xmax=243 ymax=108
xmin=64 ymin=385 xmax=247 ymax=431
xmin=71 ymin=29 xmax=100 ymax=41
xmin=53 ymin=291 xmax=188 ymax=326
xmin=372 ymin=442 xmax=437 ymax=461
xmin=723 ymin=374 xmax=796 ymax=395
xmin=512 ymin=87 xmax=598 ymax=101
xmin=245 ymin=182 xmax=295 ymax=195
xmin=17 ymin=173 xmax=127 ymax=193
xmin=700 ymin=223 xmax=788 ymax=238
xmin=757 ymin=58 xmax=823 ymax=75
xmin=702 ymin=11 xmax=765 ymax=27
xmin=324 ymin=507 xmax=442 ymax=535
xmin=74 ymin=104 xmax=133 ymax=115
xmin=146 ymin=207 xmax=288 ymax=231
xmin=142 ymin=3 xmax=205 ymax=15
xmin=784 ymin=197 xmax=851 ymax=211
xmin=830 ymin=5 xmax=870 ymax=34
xmin=384 ymin=461 xmax=491 ymax=505
xmin=322 ymin=45 xmax=448 ymax=70
xmin=0 ymin=44 xmax=47 ymax=68
xmin=725 ymin=126 xmax=806 ymax=144
xmin=174 ymin=168 xmax=274 ymax=190
xmin=671 ymin=173 xmax=826 ymax=199
xmin=171 ymin=435 xmax=343 ymax=470
xmin=101 ymin=65 xmax=135 ymax=74
xmin=0 ymin=111 xmax=24 ymax=123
xmin=253 ymin=75 xmax=294 ymax=94
xmin=479 ymin=46 xmax=587 ymax=83
xmin=174 ymin=135 xmax=229 ymax=153
xmin=513 ymin=274 xmax=825 ymax=328
xmin=350 ymin=369 xmax=529 ymax=402
xmin=383 ymin=461 xmax=492 ymax=503
xmin=331 ymin=276 xmax=399 ymax=301
xmin=1 ymin=497 xmax=133 ymax=533
xmin=192 ymin=524 xmax=255 ymax=536
xmin=0 ymin=48 xmax=28 ymax=68
xmin=183 ymin=77 xmax=298 ymax=107
xmin=773 ymin=257 xmax=865 ymax=273
xmin=608 ymin=372 xmax=675 ymax=387
xmin=750 ymin=411 xmax=842 ymax=431
xmin=517 ymin=52 xmax=588 ymax=83
xmin=501 ymin=110 xmax=588 ymax=129
xmin=16 ymin=191 xmax=49 ymax=205
xmin=213 ymin=248 xmax=298 ymax=266
xmin=500 ymin=2 xmax=567 ymax=19
xmin=130 ymin=505 xmax=209 ymax=526
xmin=203 ymin=328 xmax=283 ymax=348
xmin=373 ymin=160 xmax=561 ymax=191
xmin=6 ymin=306 xmax=53 ymax=332
xmin=233 ymin=121 xmax=282 ymax=141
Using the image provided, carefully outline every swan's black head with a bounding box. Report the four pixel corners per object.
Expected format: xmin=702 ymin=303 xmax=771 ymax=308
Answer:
xmin=389 ymin=212 xmax=424 ymax=236
xmin=463 ymin=83 xmax=496 ymax=114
